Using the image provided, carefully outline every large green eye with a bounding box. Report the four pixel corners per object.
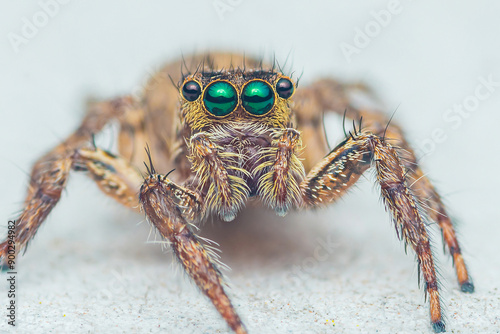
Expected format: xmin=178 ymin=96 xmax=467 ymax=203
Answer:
xmin=242 ymin=81 xmax=275 ymax=115
xmin=203 ymin=81 xmax=238 ymax=117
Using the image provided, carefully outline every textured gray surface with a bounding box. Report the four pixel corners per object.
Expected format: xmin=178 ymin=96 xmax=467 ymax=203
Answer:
xmin=1 ymin=1 xmax=499 ymax=333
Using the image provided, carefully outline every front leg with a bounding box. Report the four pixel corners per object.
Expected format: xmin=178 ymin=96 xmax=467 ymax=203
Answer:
xmin=256 ymin=128 xmax=305 ymax=216
xmin=139 ymin=171 xmax=246 ymax=334
xmin=301 ymin=131 xmax=445 ymax=332
xmin=189 ymin=132 xmax=250 ymax=222
xmin=296 ymin=78 xmax=473 ymax=292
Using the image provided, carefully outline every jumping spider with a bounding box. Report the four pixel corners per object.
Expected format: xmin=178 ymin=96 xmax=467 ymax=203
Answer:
xmin=1 ymin=53 xmax=474 ymax=333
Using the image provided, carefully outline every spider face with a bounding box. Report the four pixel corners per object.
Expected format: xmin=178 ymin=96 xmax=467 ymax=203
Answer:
xmin=179 ymin=70 xmax=295 ymax=131
xmin=178 ymin=69 xmax=302 ymax=222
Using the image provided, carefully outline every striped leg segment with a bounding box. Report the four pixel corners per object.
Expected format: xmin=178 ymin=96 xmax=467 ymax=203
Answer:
xmin=407 ymin=167 xmax=474 ymax=293
xmin=139 ymin=173 xmax=247 ymax=334
xmin=0 ymin=98 xmax=137 ymax=263
xmin=298 ymin=78 xmax=473 ymax=293
xmin=73 ymin=147 xmax=143 ymax=208
xmin=301 ymin=131 xmax=445 ymax=332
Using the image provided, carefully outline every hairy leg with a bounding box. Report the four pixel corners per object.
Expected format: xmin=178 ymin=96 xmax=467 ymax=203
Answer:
xmin=73 ymin=147 xmax=143 ymax=209
xmin=295 ymin=78 xmax=473 ymax=292
xmin=188 ymin=132 xmax=249 ymax=222
xmin=300 ymin=131 xmax=445 ymax=332
xmin=139 ymin=171 xmax=246 ymax=334
xmin=256 ymin=128 xmax=305 ymax=216
xmin=0 ymin=97 xmax=142 ymax=263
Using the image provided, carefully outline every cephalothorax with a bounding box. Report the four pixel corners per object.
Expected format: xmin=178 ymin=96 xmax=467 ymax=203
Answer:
xmin=1 ymin=53 xmax=474 ymax=333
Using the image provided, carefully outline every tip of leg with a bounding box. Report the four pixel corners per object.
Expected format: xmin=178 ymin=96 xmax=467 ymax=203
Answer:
xmin=234 ymin=325 xmax=248 ymax=334
xmin=432 ymin=320 xmax=446 ymax=333
xmin=221 ymin=213 xmax=236 ymax=222
xmin=461 ymin=281 xmax=475 ymax=293
xmin=275 ymin=207 xmax=288 ymax=217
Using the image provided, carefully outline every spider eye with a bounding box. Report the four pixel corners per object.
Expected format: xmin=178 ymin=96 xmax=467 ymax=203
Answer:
xmin=276 ymin=78 xmax=294 ymax=99
xmin=242 ymin=81 xmax=275 ymax=116
xmin=182 ymin=81 xmax=202 ymax=102
xmin=203 ymin=81 xmax=238 ymax=117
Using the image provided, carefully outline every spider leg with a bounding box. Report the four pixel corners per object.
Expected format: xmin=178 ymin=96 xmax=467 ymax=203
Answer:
xmin=139 ymin=172 xmax=246 ymax=334
xmin=255 ymin=128 xmax=305 ymax=215
xmin=301 ymin=131 xmax=445 ymax=332
xmin=73 ymin=146 xmax=143 ymax=208
xmin=188 ymin=132 xmax=250 ymax=222
xmin=296 ymin=78 xmax=473 ymax=293
xmin=0 ymin=97 xmax=142 ymax=264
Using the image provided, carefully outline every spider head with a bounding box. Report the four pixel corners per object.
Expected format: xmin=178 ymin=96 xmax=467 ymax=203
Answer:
xmin=179 ymin=69 xmax=296 ymax=131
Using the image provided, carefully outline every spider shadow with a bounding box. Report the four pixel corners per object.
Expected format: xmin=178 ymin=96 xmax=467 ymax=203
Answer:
xmin=103 ymin=201 xmax=371 ymax=278
xmin=193 ymin=206 xmax=357 ymax=274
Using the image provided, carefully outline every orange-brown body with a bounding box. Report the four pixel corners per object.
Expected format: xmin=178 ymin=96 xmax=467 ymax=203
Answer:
xmin=0 ymin=53 xmax=474 ymax=333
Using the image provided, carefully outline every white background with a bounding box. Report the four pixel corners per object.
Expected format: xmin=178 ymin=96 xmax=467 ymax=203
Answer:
xmin=1 ymin=1 xmax=499 ymax=333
